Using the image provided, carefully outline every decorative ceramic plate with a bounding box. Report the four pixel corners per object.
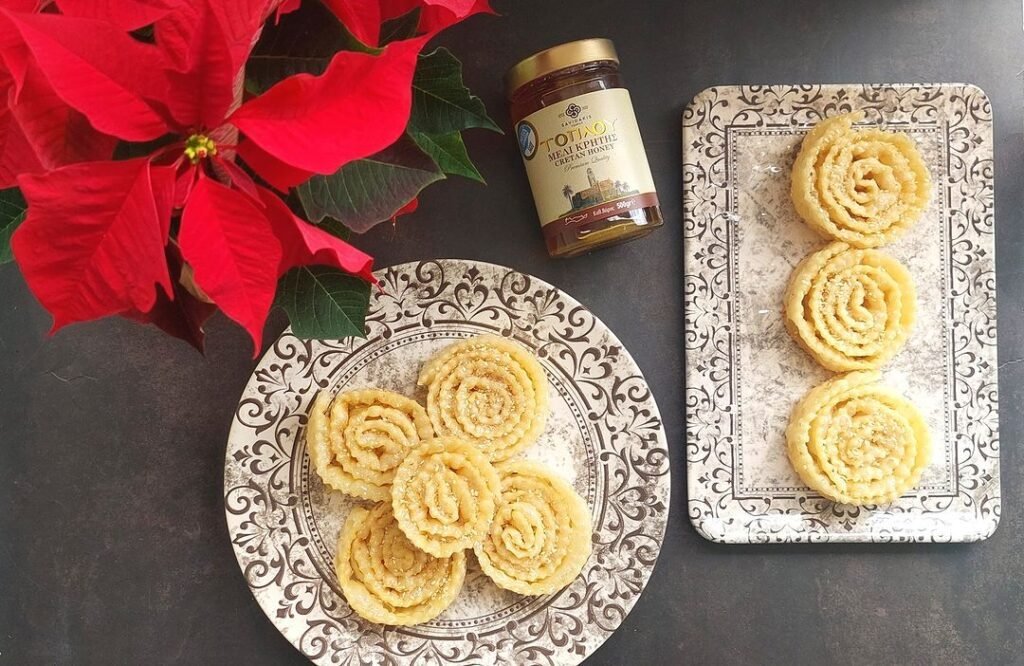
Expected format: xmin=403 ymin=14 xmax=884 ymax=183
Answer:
xmin=683 ymin=84 xmax=1000 ymax=543
xmin=224 ymin=259 xmax=670 ymax=664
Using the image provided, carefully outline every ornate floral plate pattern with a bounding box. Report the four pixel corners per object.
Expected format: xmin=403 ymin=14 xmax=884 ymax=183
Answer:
xmin=683 ymin=84 xmax=1000 ymax=543
xmin=224 ymin=260 xmax=670 ymax=664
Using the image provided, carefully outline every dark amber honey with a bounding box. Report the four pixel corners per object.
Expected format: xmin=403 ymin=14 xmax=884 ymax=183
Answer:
xmin=507 ymin=40 xmax=663 ymax=258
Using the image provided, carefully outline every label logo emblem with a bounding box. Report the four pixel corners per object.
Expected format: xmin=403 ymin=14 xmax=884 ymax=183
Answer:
xmin=565 ymin=103 xmax=582 ymax=118
xmin=517 ymin=121 xmax=538 ymax=160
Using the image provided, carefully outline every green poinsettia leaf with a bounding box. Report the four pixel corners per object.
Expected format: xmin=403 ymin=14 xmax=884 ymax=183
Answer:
xmin=411 ymin=47 xmax=501 ymax=135
xmin=379 ymin=8 xmax=421 ymax=45
xmin=276 ymin=265 xmax=371 ymax=339
xmin=283 ymin=191 xmax=351 ymax=239
xmin=315 ymin=216 xmax=352 ymax=240
xmin=297 ymin=134 xmax=444 ymax=233
xmin=410 ymin=130 xmax=484 ymax=183
xmin=0 ymin=187 xmax=27 ymax=264
xmin=247 ymin=2 xmax=374 ymax=93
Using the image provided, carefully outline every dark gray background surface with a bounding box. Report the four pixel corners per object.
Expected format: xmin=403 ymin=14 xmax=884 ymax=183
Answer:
xmin=3 ymin=1 xmax=1023 ymax=664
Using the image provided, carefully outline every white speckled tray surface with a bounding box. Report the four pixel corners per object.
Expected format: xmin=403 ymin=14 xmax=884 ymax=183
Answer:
xmin=683 ymin=84 xmax=1000 ymax=544
xmin=224 ymin=259 xmax=670 ymax=664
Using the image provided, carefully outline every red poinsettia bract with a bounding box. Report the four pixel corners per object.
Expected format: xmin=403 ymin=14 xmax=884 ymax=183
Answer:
xmin=1 ymin=0 xmax=489 ymax=354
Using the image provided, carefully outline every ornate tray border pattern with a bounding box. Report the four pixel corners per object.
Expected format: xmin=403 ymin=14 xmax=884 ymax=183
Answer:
xmin=683 ymin=84 xmax=1000 ymax=543
xmin=224 ymin=260 xmax=670 ymax=664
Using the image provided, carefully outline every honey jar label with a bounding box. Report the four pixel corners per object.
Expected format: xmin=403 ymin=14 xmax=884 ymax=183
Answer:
xmin=515 ymin=89 xmax=659 ymax=234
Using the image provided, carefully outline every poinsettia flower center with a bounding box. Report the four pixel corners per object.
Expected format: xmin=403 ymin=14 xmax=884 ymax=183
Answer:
xmin=184 ymin=134 xmax=218 ymax=164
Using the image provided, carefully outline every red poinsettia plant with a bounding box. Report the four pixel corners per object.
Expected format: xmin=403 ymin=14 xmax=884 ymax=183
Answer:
xmin=0 ymin=0 xmax=498 ymax=354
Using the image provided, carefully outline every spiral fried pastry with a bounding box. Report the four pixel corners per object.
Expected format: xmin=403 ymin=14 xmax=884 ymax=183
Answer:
xmin=418 ymin=335 xmax=548 ymax=461
xmin=785 ymin=242 xmax=916 ymax=371
xmin=335 ymin=503 xmax=465 ymax=626
xmin=391 ymin=436 xmax=501 ymax=557
xmin=307 ymin=389 xmax=433 ymax=501
xmin=791 ymin=111 xmax=931 ymax=248
xmin=786 ymin=371 xmax=931 ymax=505
xmin=474 ymin=461 xmax=592 ymax=596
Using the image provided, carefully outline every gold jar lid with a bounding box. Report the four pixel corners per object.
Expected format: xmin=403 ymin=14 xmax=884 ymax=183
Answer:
xmin=505 ymin=38 xmax=619 ymax=97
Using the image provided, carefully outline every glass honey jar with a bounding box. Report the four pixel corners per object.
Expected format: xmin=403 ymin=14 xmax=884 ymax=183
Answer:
xmin=506 ymin=38 xmax=663 ymax=258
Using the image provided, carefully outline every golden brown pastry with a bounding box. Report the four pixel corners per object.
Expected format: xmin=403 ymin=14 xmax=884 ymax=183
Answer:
xmin=307 ymin=388 xmax=433 ymax=502
xmin=786 ymin=371 xmax=931 ymax=505
xmin=418 ymin=335 xmax=548 ymax=461
xmin=791 ymin=111 xmax=931 ymax=248
xmin=391 ymin=436 xmax=501 ymax=557
xmin=784 ymin=242 xmax=916 ymax=371
xmin=474 ymin=461 xmax=592 ymax=595
xmin=335 ymin=503 xmax=465 ymax=626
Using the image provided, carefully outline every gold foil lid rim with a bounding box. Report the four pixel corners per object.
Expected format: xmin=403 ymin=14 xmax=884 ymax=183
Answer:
xmin=505 ymin=38 xmax=618 ymax=97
